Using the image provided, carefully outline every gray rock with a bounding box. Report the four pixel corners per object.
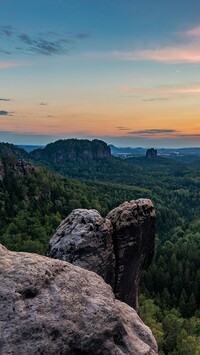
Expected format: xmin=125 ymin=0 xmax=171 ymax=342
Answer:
xmin=107 ymin=199 xmax=156 ymax=311
xmin=47 ymin=209 xmax=115 ymax=289
xmin=0 ymin=244 xmax=158 ymax=355
xmin=48 ymin=200 xmax=156 ymax=312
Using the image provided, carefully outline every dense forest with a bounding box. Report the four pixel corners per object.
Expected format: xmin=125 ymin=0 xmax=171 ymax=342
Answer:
xmin=0 ymin=140 xmax=199 ymax=354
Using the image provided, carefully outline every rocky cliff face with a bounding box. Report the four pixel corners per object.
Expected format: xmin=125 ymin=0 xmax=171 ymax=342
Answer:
xmin=0 ymin=158 xmax=34 ymax=181
xmin=0 ymin=244 xmax=158 ymax=355
xmin=48 ymin=199 xmax=156 ymax=311
xmin=107 ymin=199 xmax=155 ymax=311
xmin=0 ymin=158 xmax=6 ymax=181
xmin=31 ymin=138 xmax=111 ymax=163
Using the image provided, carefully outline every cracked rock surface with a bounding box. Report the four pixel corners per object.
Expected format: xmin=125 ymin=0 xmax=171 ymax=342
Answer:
xmin=47 ymin=208 xmax=115 ymax=289
xmin=48 ymin=199 xmax=156 ymax=311
xmin=0 ymin=244 xmax=158 ymax=355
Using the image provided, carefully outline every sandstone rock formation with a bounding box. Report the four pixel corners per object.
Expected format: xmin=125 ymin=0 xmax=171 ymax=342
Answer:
xmin=15 ymin=159 xmax=34 ymax=175
xmin=0 ymin=158 xmax=34 ymax=181
xmin=31 ymin=138 xmax=111 ymax=162
xmin=48 ymin=199 xmax=156 ymax=311
xmin=107 ymin=199 xmax=156 ymax=311
xmin=0 ymin=244 xmax=158 ymax=355
xmin=146 ymin=148 xmax=157 ymax=159
xmin=47 ymin=209 xmax=115 ymax=289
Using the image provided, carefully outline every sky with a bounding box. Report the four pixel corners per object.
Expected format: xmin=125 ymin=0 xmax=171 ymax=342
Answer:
xmin=1 ymin=0 xmax=200 ymax=147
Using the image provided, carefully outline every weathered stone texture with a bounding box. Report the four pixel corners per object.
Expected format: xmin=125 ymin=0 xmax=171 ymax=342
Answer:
xmin=48 ymin=199 xmax=156 ymax=311
xmin=47 ymin=209 xmax=115 ymax=288
xmin=107 ymin=199 xmax=156 ymax=311
xmin=0 ymin=244 xmax=158 ymax=355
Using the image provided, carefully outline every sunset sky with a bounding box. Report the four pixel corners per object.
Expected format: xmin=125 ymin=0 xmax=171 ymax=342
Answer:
xmin=1 ymin=0 xmax=200 ymax=147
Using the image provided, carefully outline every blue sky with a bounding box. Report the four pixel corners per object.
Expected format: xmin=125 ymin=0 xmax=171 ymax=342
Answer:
xmin=1 ymin=0 xmax=200 ymax=147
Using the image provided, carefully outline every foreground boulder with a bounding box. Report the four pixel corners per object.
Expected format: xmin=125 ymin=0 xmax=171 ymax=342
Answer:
xmin=48 ymin=199 xmax=156 ymax=311
xmin=0 ymin=244 xmax=158 ymax=354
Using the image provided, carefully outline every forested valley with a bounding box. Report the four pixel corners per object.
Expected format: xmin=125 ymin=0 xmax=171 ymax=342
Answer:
xmin=0 ymin=140 xmax=199 ymax=354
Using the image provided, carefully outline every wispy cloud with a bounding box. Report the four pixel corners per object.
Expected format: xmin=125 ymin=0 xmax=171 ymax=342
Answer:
xmin=88 ymin=47 xmax=200 ymax=63
xmin=125 ymin=129 xmax=200 ymax=140
xmin=0 ymin=25 xmax=14 ymax=37
xmin=128 ymin=129 xmax=179 ymax=136
xmin=86 ymin=24 xmax=200 ymax=64
xmin=0 ymin=110 xmax=12 ymax=116
xmin=76 ymin=33 xmax=90 ymax=40
xmin=142 ymin=98 xmax=171 ymax=102
xmin=185 ymin=26 xmax=200 ymax=37
xmin=117 ymin=126 xmax=130 ymax=131
xmin=178 ymin=133 xmax=200 ymax=137
xmin=0 ymin=98 xmax=11 ymax=101
xmin=0 ymin=49 xmax=11 ymax=55
xmin=0 ymin=26 xmax=90 ymax=56
xmin=121 ymin=83 xmax=200 ymax=96
xmin=0 ymin=61 xmax=21 ymax=69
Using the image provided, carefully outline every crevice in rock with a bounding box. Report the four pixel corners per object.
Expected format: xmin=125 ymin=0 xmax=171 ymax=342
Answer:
xmin=19 ymin=288 xmax=38 ymax=299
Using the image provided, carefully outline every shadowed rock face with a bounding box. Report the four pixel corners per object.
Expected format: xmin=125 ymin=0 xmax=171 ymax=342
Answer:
xmin=48 ymin=199 xmax=156 ymax=311
xmin=0 ymin=159 xmax=5 ymax=181
xmin=146 ymin=148 xmax=157 ymax=159
xmin=0 ymin=244 xmax=158 ymax=355
xmin=0 ymin=158 xmax=34 ymax=181
xmin=107 ymin=199 xmax=156 ymax=311
xmin=47 ymin=209 xmax=115 ymax=289
xmin=31 ymin=138 xmax=111 ymax=162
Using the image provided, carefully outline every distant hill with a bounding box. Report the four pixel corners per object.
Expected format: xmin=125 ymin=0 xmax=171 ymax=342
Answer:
xmin=109 ymin=144 xmax=145 ymax=157
xmin=0 ymin=139 xmax=199 ymax=186
xmin=110 ymin=144 xmax=200 ymax=163
xmin=0 ymin=140 xmax=192 ymax=184
xmin=0 ymin=142 xmax=29 ymax=160
xmin=17 ymin=145 xmax=45 ymax=152
xmin=26 ymin=138 xmax=185 ymax=185
xmin=31 ymin=139 xmax=111 ymax=163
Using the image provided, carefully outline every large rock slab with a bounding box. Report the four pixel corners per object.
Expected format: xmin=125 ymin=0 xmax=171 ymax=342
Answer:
xmin=0 ymin=244 xmax=158 ymax=354
xmin=107 ymin=199 xmax=156 ymax=311
xmin=47 ymin=209 xmax=115 ymax=288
